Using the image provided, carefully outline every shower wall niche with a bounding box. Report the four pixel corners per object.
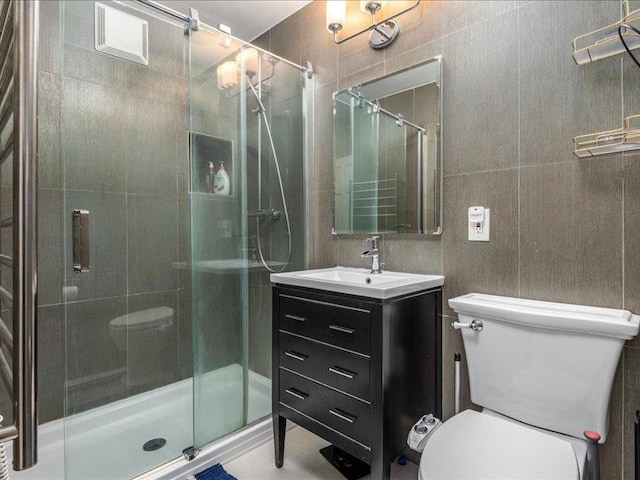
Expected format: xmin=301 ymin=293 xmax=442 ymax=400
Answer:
xmin=190 ymin=133 xmax=234 ymax=196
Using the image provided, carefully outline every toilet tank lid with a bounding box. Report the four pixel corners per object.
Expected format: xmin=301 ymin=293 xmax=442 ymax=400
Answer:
xmin=110 ymin=306 xmax=174 ymax=328
xmin=449 ymin=293 xmax=640 ymax=340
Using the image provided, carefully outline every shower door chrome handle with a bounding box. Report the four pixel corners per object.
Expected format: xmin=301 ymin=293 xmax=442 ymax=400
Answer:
xmin=72 ymin=209 xmax=90 ymax=272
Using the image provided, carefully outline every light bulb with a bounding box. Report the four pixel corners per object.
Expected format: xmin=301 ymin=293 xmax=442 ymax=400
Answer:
xmin=326 ymin=1 xmax=346 ymax=32
xmin=235 ymin=48 xmax=260 ymax=77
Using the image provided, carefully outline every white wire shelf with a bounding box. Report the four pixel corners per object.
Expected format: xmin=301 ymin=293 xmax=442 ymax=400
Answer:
xmin=572 ymin=1 xmax=640 ymax=65
xmin=573 ymin=115 xmax=640 ymax=157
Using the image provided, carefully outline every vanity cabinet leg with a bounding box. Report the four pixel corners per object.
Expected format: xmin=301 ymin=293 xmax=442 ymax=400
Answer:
xmin=371 ymin=449 xmax=391 ymax=480
xmin=274 ymin=415 xmax=286 ymax=468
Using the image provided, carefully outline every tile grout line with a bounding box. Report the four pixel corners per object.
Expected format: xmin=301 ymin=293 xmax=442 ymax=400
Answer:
xmin=516 ymin=5 xmax=521 ymax=299
xmin=439 ymin=0 xmax=525 ymax=41
xmin=622 ymin=171 xmax=625 ymax=310
xmin=620 ymin=55 xmax=625 ymax=312
xmin=620 ymin=348 xmax=625 ymax=477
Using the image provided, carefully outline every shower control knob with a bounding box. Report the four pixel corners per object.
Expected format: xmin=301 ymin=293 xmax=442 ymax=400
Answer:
xmin=415 ymin=424 xmax=428 ymax=434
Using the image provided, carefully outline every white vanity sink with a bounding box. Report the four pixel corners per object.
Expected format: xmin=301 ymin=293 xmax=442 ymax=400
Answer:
xmin=271 ymin=266 xmax=444 ymax=299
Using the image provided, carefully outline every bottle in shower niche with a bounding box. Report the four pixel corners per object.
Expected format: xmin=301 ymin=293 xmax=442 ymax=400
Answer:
xmin=213 ymin=162 xmax=231 ymax=195
xmin=205 ymin=161 xmax=215 ymax=194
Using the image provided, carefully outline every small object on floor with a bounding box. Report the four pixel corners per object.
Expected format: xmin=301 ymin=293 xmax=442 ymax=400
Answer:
xmin=194 ymin=463 xmax=237 ymax=480
xmin=397 ymin=455 xmax=407 ymax=466
xmin=319 ymin=445 xmax=370 ymax=480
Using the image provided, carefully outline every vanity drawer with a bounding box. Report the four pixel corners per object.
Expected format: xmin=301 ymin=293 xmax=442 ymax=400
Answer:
xmin=279 ymin=332 xmax=370 ymax=401
xmin=279 ymin=294 xmax=370 ymax=355
xmin=279 ymin=369 xmax=370 ymax=447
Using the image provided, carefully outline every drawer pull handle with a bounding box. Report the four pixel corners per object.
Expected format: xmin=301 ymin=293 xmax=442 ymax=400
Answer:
xmin=328 ymin=366 xmax=356 ymax=379
xmin=329 ymin=408 xmax=356 ymax=424
xmin=285 ymin=314 xmax=307 ymax=322
xmin=329 ymin=324 xmax=355 ymax=334
xmin=285 ymin=351 xmax=308 ymax=362
xmin=285 ymin=388 xmax=309 ymax=400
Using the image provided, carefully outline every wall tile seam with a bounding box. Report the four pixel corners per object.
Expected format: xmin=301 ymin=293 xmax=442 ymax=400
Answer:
xmin=440 ymin=1 xmax=524 ymax=41
xmin=60 ymin=190 xmax=180 ymax=198
xmin=619 ymin=346 xmax=625 ymax=478
xmin=621 ymin=173 xmax=625 ymax=310
xmin=64 ymin=289 xmax=179 ymax=305
xmin=58 ymin=71 xmax=185 ymax=92
xmin=516 ymin=3 xmax=521 ymax=299
xmin=37 ymin=301 xmax=64 ymax=309
xmin=336 ymin=59 xmax=385 ymax=84
xmin=517 ymin=159 xmax=612 ymax=171
xmin=381 ymin=42 xmax=446 ymax=77
xmin=443 ymin=166 xmax=519 ymax=178
xmin=39 ymin=66 xmax=61 ymax=76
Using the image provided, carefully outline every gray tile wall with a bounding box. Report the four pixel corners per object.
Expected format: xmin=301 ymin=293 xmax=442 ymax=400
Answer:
xmin=265 ymin=1 xmax=638 ymax=477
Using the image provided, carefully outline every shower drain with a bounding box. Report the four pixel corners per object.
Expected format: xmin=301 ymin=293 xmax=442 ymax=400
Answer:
xmin=143 ymin=438 xmax=167 ymax=452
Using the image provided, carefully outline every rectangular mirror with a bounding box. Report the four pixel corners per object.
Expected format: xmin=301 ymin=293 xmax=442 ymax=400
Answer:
xmin=333 ymin=56 xmax=442 ymax=235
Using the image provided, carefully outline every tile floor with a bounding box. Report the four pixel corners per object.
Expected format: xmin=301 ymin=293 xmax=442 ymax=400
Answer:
xmin=224 ymin=426 xmax=418 ymax=480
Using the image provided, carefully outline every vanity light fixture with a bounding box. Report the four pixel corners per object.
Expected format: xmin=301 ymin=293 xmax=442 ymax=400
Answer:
xmin=215 ymin=47 xmax=260 ymax=90
xmin=216 ymin=60 xmax=238 ymax=90
xmin=326 ymin=0 xmax=420 ymax=49
xmin=216 ymin=47 xmax=279 ymax=93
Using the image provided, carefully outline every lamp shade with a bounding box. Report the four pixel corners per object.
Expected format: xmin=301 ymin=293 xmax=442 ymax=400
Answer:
xmin=235 ymin=47 xmax=260 ymax=76
xmin=326 ymin=1 xmax=346 ymax=32
xmin=216 ymin=61 xmax=238 ymax=90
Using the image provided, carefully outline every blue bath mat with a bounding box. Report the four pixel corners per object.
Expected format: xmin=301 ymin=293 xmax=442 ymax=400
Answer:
xmin=194 ymin=463 xmax=237 ymax=480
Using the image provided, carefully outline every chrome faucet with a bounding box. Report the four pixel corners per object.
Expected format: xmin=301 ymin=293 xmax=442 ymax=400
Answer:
xmin=361 ymin=236 xmax=382 ymax=274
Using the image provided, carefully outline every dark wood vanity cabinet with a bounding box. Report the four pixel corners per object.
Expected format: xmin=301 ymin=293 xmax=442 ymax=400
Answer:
xmin=272 ymin=285 xmax=442 ymax=480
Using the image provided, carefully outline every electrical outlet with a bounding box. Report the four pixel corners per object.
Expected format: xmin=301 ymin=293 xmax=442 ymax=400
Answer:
xmin=468 ymin=208 xmax=490 ymax=241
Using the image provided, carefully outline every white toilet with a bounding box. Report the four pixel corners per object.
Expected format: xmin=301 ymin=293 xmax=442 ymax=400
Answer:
xmin=109 ymin=306 xmax=175 ymax=387
xmin=419 ymin=293 xmax=640 ymax=480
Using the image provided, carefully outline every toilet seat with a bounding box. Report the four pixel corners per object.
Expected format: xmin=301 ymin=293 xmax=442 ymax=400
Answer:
xmin=419 ymin=410 xmax=579 ymax=480
xmin=110 ymin=306 xmax=174 ymax=331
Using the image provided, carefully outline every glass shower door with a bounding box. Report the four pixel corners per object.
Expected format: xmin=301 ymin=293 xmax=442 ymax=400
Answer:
xmin=188 ymin=25 xmax=249 ymax=449
xmin=189 ymin=25 xmax=308 ymax=448
xmin=61 ymin=2 xmax=193 ymax=478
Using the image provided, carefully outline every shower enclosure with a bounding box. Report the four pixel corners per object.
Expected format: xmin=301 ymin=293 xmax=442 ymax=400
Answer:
xmin=4 ymin=1 xmax=311 ymax=478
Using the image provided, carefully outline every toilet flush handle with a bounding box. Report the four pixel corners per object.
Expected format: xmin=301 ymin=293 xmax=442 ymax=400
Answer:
xmin=451 ymin=319 xmax=483 ymax=332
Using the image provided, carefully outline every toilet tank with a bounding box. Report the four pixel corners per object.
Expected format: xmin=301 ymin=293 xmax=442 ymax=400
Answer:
xmin=449 ymin=293 xmax=640 ymax=442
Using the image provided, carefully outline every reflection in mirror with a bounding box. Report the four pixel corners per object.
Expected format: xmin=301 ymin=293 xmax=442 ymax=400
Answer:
xmin=333 ymin=57 xmax=442 ymax=235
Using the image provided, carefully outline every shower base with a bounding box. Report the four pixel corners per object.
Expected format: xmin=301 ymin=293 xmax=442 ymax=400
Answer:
xmin=7 ymin=365 xmax=271 ymax=480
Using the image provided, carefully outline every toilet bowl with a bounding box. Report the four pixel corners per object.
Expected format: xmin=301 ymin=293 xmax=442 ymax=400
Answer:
xmin=109 ymin=306 xmax=175 ymax=387
xmin=419 ymin=293 xmax=640 ymax=480
xmin=419 ymin=410 xmax=583 ymax=479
